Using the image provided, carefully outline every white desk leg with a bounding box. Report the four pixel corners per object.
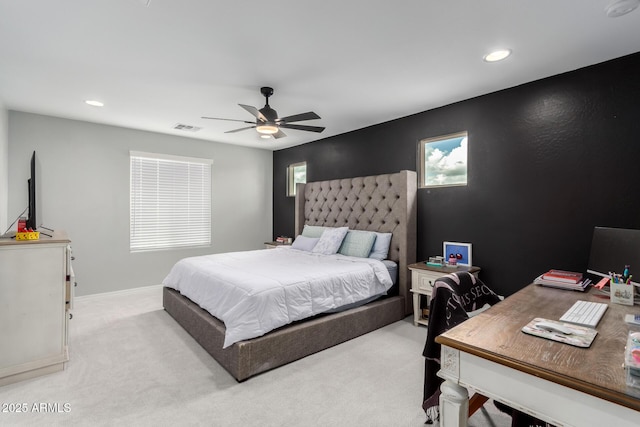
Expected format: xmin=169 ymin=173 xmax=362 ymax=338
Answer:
xmin=440 ymin=379 xmax=469 ymax=427
xmin=412 ymin=292 xmax=420 ymax=326
xmin=438 ymin=345 xmax=469 ymax=427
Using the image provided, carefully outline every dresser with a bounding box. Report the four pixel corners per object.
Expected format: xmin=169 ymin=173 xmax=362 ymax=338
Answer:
xmin=407 ymin=262 xmax=480 ymax=326
xmin=0 ymin=230 xmax=74 ymax=386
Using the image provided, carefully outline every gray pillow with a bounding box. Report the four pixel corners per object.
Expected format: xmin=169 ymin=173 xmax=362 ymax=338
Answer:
xmin=338 ymin=230 xmax=377 ymax=258
xmin=312 ymin=227 xmax=349 ymax=255
xmin=301 ymin=225 xmax=328 ymax=238
xmin=290 ymin=235 xmax=320 ymax=252
xmin=369 ymin=232 xmax=392 ymax=260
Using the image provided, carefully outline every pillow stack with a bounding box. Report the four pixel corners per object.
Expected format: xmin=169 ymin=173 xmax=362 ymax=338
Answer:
xmin=289 ymin=225 xmax=392 ymax=260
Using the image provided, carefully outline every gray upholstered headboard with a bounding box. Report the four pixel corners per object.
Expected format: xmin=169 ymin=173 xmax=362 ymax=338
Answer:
xmin=294 ymin=170 xmax=417 ymax=315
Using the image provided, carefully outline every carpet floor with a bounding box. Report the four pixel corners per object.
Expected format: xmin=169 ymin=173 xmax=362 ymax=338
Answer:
xmin=0 ymin=285 xmax=512 ymax=427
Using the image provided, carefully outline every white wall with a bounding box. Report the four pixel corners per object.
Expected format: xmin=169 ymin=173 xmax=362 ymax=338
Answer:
xmin=8 ymin=111 xmax=273 ymax=296
xmin=0 ymin=102 xmax=7 ymax=233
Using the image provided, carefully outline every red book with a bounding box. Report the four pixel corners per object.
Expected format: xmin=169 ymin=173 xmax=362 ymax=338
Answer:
xmin=541 ymin=269 xmax=583 ymax=284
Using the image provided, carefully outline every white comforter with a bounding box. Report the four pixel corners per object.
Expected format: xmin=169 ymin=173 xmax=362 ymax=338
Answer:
xmin=162 ymin=247 xmax=393 ymax=348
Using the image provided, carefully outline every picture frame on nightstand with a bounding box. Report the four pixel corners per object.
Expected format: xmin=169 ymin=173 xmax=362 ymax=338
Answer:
xmin=443 ymin=241 xmax=472 ymax=266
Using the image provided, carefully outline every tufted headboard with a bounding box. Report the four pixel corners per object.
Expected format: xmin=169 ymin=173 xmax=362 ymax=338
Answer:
xmin=294 ymin=170 xmax=417 ymax=315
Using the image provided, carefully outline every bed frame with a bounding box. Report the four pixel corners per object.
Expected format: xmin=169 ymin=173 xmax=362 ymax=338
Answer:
xmin=163 ymin=170 xmax=417 ymax=381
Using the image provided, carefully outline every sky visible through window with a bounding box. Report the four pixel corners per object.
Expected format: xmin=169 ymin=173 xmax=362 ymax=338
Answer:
xmin=293 ymin=164 xmax=306 ymax=185
xmin=423 ymin=134 xmax=467 ymax=187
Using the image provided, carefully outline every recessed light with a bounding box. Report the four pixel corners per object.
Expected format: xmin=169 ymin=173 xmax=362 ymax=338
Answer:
xmin=483 ymin=49 xmax=511 ymax=63
xmin=605 ymin=0 xmax=639 ymax=17
xmin=85 ymin=100 xmax=104 ymax=107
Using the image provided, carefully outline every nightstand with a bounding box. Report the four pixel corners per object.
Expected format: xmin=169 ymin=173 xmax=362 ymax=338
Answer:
xmin=407 ymin=262 xmax=481 ymax=327
xmin=264 ymin=241 xmax=289 ymax=249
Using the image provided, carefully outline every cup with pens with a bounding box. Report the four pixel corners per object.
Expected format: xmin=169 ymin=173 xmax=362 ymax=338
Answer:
xmin=610 ymin=265 xmax=634 ymax=306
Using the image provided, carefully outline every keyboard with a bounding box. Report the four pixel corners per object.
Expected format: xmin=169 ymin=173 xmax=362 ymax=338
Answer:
xmin=559 ymin=300 xmax=608 ymax=328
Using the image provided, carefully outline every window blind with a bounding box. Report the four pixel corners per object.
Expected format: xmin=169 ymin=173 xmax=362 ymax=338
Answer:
xmin=130 ymin=151 xmax=212 ymax=252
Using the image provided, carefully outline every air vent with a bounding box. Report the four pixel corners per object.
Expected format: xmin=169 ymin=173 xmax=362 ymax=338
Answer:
xmin=173 ymin=123 xmax=202 ymax=132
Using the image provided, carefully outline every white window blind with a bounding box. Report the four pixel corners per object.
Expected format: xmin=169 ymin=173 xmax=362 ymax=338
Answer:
xmin=130 ymin=151 xmax=212 ymax=252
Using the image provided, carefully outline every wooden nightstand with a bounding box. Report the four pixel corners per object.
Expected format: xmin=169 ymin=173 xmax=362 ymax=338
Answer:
xmin=264 ymin=241 xmax=289 ymax=249
xmin=407 ymin=262 xmax=481 ymax=327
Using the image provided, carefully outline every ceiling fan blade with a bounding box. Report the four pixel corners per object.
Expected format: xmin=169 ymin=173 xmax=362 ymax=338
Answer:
xmin=279 ymin=123 xmax=325 ymax=133
xmin=201 ymin=116 xmax=255 ymax=124
xmin=277 ymin=111 xmax=321 ymax=123
xmin=239 ymin=104 xmax=268 ymax=122
xmin=272 ymin=129 xmax=287 ymax=139
xmin=224 ymin=126 xmax=256 ymax=134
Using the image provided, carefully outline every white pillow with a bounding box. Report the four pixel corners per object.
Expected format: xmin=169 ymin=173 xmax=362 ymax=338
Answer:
xmin=312 ymin=227 xmax=349 ymax=255
xmin=368 ymin=232 xmax=392 ymax=260
xmin=290 ymin=235 xmax=320 ymax=252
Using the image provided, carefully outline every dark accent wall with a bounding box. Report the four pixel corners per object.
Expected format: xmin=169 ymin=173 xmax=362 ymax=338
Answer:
xmin=273 ymin=52 xmax=640 ymax=297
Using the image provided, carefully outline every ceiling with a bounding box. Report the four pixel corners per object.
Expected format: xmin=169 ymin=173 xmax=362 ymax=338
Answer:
xmin=1 ymin=1 xmax=639 ymax=151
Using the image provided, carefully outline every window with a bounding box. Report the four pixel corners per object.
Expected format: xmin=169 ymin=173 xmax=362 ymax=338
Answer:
xmin=418 ymin=131 xmax=468 ymax=188
xmin=286 ymin=161 xmax=307 ymax=197
xmin=130 ymin=151 xmax=212 ymax=252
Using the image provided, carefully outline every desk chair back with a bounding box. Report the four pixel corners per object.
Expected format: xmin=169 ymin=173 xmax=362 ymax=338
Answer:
xmin=422 ymin=272 xmax=502 ymax=423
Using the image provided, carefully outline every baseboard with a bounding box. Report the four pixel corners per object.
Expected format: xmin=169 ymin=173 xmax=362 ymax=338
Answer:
xmin=75 ymin=284 xmax=163 ymax=301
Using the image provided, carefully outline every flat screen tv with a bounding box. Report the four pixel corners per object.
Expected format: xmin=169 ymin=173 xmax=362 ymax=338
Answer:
xmin=25 ymin=151 xmax=37 ymax=230
xmin=587 ymin=226 xmax=640 ymax=287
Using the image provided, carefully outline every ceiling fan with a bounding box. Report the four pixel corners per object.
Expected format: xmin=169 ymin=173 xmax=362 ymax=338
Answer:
xmin=202 ymin=87 xmax=325 ymax=139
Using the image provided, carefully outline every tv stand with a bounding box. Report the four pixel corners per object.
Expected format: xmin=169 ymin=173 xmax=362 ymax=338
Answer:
xmin=0 ymin=230 xmax=74 ymax=386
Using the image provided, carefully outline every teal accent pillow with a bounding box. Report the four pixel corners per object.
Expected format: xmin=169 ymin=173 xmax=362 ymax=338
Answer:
xmin=301 ymin=225 xmax=327 ymax=238
xmin=338 ymin=230 xmax=377 ymax=258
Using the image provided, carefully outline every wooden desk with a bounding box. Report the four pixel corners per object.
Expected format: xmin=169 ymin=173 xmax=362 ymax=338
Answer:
xmin=436 ymin=284 xmax=640 ymax=426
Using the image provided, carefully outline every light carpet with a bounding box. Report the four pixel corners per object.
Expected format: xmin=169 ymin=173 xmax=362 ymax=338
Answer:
xmin=0 ymin=285 xmax=511 ymax=427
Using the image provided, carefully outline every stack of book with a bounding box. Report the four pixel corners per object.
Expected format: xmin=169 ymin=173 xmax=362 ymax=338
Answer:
xmin=534 ymin=269 xmax=592 ymax=291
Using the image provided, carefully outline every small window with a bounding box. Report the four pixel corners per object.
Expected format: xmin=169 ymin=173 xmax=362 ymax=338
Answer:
xmin=287 ymin=161 xmax=307 ymax=197
xmin=130 ymin=151 xmax=212 ymax=252
xmin=418 ymin=131 xmax=468 ymax=188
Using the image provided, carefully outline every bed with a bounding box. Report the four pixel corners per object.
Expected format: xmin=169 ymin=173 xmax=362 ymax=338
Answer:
xmin=162 ymin=170 xmax=417 ymax=381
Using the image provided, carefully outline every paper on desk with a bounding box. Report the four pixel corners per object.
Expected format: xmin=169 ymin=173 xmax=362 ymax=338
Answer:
xmin=521 ymin=318 xmax=597 ymax=348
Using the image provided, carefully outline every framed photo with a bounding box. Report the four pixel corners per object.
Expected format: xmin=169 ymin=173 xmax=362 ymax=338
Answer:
xmin=443 ymin=241 xmax=472 ymax=267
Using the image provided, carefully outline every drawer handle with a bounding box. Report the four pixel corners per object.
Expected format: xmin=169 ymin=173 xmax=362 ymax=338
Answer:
xmin=69 ymin=313 xmax=73 ymax=320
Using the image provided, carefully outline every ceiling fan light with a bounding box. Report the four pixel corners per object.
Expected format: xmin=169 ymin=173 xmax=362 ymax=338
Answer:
xmin=256 ymin=124 xmax=278 ymax=134
xmin=260 ymin=134 xmax=272 ymax=139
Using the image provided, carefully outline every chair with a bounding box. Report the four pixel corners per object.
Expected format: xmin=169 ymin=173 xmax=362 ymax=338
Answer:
xmin=421 ymin=272 xmax=501 ymax=424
